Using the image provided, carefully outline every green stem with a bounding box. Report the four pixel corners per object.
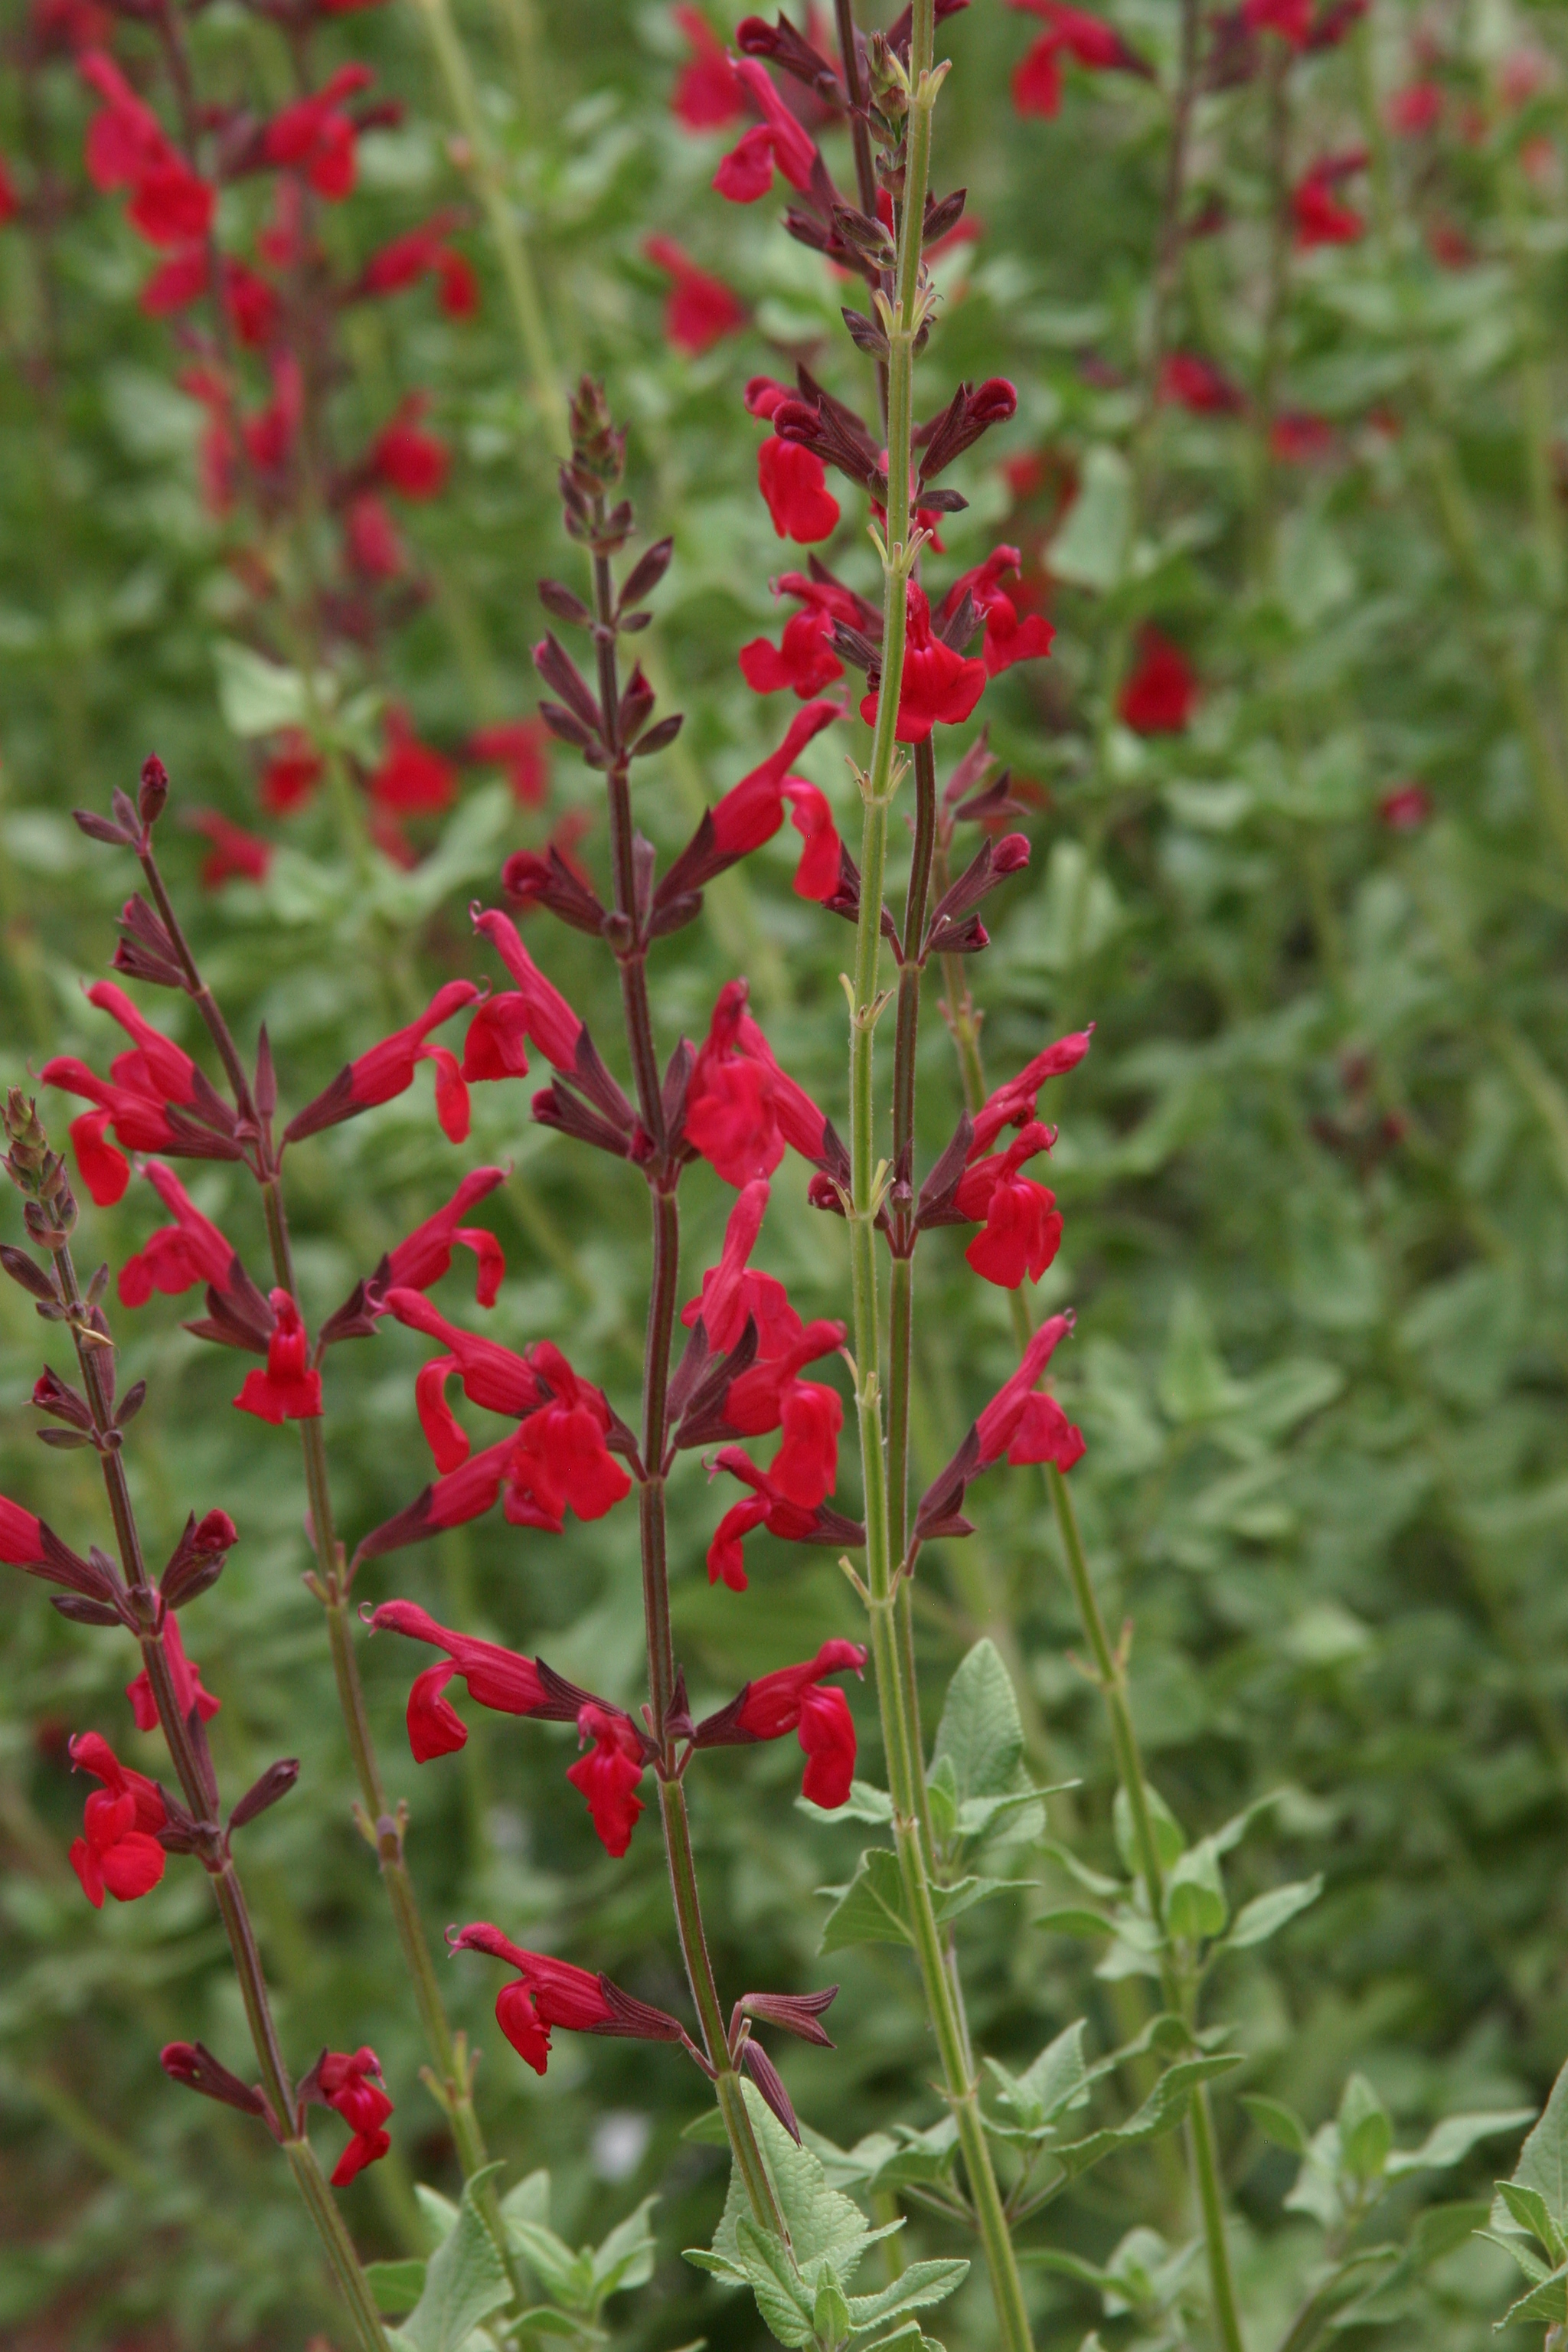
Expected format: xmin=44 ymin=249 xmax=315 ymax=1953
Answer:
xmin=286 ymin=2137 xmax=397 ymax=2352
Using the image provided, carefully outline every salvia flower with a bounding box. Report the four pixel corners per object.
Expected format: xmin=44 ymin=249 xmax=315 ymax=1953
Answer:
xmin=79 ymin=50 xmax=215 ymax=247
xmin=1008 ymin=0 xmax=1153 ymax=119
xmin=449 ymin=1922 xmax=685 ymax=2077
xmin=861 ymin=583 xmax=988 ymax=745
xmin=126 ymin=1610 xmax=221 ymax=1733
xmin=466 ymin=908 xmax=587 ymax=1079
xmin=643 ymin=235 xmax=746 ymax=354
xmin=970 ymin=1031 xmax=1093 ymax=1153
xmin=234 ymin=1290 xmax=324 ymax=1423
xmin=464 ymin=719 xmax=550 ymax=808
xmin=304 ymin=2047 xmax=394 ymax=2186
xmin=661 ymin=701 xmax=841 ymax=906
xmin=369 ymin=710 xmax=460 ymax=817
xmin=284 ymin=978 xmax=479 ymax=1145
xmin=384 ymin=1288 xmax=550 ymax=1429
xmin=748 ymin=384 xmax=841 ymax=542
xmin=260 ymin=64 xmax=374 ymax=201
xmin=1159 ymin=352 xmax=1246 ymax=416
xmin=67 ymin=1730 xmax=167 ymax=1909
xmin=713 ymin=57 xmax=819 ymax=203
xmin=119 ymin=1161 xmax=244 ymax=1308
xmin=566 ymin=1703 xmax=647 ymax=1856
xmin=975 ymin=1314 xmax=1084 ymax=1470
xmin=1119 ymin=629 xmax=1199 ymax=733
xmin=371 ymin=1167 xmax=508 ymax=1310
xmin=685 ymin=979 xmax=839 ymax=1186
xmin=505 ymin=1341 xmax=632 ymax=1530
xmin=954 ymin=1120 xmax=1063 ymax=1287
xmin=0 ymin=1494 xmax=44 ymax=1568
xmin=671 ymin=4 xmax=745 ymax=127
xmin=695 ymin=1638 xmax=867 ymax=1808
xmin=706 ymin=1447 xmax=863 ymax=1590
xmin=738 ymin=569 xmax=870 ymax=697
xmin=367 ymin=1598 xmax=556 ymax=1760
xmin=1293 ymin=152 xmax=1368 ymax=248
xmin=681 ymin=1178 xmax=803 ymax=1354
xmin=191 ymin=812 xmax=273 ymax=889
xmin=721 ymin=1318 xmax=846 ymax=1504
xmin=370 ymin=397 xmax=450 ymax=499
xmin=940 ymin=548 xmax=1056 ymax=678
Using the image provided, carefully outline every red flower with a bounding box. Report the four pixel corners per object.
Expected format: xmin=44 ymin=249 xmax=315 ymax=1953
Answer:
xmin=358 ymin=214 xmax=479 ymax=316
xmin=1389 ymin=80 xmax=1442 ymax=136
xmin=713 ymin=58 xmax=818 ymax=201
xmin=371 ymin=397 xmax=449 ymax=499
xmin=344 ymin=493 xmax=406 ymax=580
xmin=383 ymin=1287 xmax=552 ymax=1426
xmin=311 ymin=2049 xmax=394 ymax=2187
xmin=1241 ymin=0 xmax=1312 ymax=41
xmin=375 ymin=1167 xmax=507 ymax=1309
xmin=643 ymin=234 xmax=746 ymax=354
xmin=467 ymin=909 xmax=586 ymax=1076
xmin=41 ymin=1032 xmax=195 ymax=1205
xmin=1159 ymin=351 xmax=1245 ymax=416
xmin=1119 ymin=629 xmax=1198 ymax=733
xmin=685 ymin=978 xmax=835 ymax=1186
xmin=940 ymin=547 xmax=1056 ymax=677
xmin=733 ymin=1639 xmax=865 ymax=1808
xmin=189 ymin=810 xmax=272 ymax=889
xmin=140 ymin=247 xmax=279 ymax=348
xmin=368 ymin=1597 xmax=550 ymax=1760
xmin=449 ymin=1921 xmax=684 ymax=2076
xmin=1011 ymin=38 xmax=1063 ymax=115
xmin=67 ymin=1730 xmax=167 ymax=1909
xmin=739 ymin=586 xmax=848 ymax=697
xmin=975 ymin=1313 xmax=1084 ymax=1470
xmin=757 ymin=437 xmax=840 ymax=544
xmin=705 ymin=1446 xmax=845 ymax=1590
xmin=285 ymin=978 xmax=479 ymax=1144
xmin=1271 ymin=411 xmax=1334 ymax=462
xmin=860 ymin=582 xmax=988 ymax=746
xmin=356 ymin=1436 xmax=519 ymax=1561
xmin=369 ymin=710 xmax=459 ymax=817
xmin=566 ymin=1703 xmax=646 ymax=1856
xmin=465 ymin=719 xmax=549 ymax=807
xmin=722 ymin=1319 xmax=846 ymax=1505
xmin=671 ymin=4 xmax=744 ymax=127
xmin=260 ymin=64 xmax=374 ymax=201
xmin=970 ymin=1030 xmax=1093 ymax=1153
xmin=955 ymin=1121 xmax=1063 ymax=1288
xmin=234 ymin=1291 xmax=323 ymax=1424
xmin=701 ymin=700 xmax=841 ymax=899
xmin=682 ymin=1178 xmax=805 ymax=1354
xmin=119 ymin=1159 xmax=243 ymax=1308
xmin=126 ymin=1609 xmax=221 ymax=1734
xmin=1379 ymin=782 xmax=1432 ymax=831
xmin=1293 ymin=153 xmax=1367 ymax=248
xmin=0 ymin=1494 xmax=44 ymax=1566
xmin=1008 ymin=0 xmax=1150 ymax=114
xmin=504 ymin=1344 xmax=632 ymax=1530
xmin=79 ymin=50 xmax=215 ymax=247
xmin=86 ymin=978 xmax=199 ymax=1107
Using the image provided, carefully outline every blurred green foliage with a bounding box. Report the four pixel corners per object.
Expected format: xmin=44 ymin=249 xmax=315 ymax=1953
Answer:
xmin=5 ymin=0 xmax=1568 ymax=2347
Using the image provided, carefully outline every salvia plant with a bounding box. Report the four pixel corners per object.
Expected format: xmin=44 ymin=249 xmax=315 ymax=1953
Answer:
xmin=6 ymin=0 xmax=1568 ymax=2348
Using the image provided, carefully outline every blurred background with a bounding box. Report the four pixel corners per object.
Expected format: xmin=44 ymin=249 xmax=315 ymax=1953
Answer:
xmin=3 ymin=0 xmax=1568 ymax=2344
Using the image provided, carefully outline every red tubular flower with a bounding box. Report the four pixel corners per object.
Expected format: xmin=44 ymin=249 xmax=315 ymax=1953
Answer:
xmin=119 ymin=1159 xmax=243 ymax=1308
xmin=312 ymin=2049 xmax=393 ymax=2186
xmin=1380 ymin=782 xmax=1432 ymax=831
xmin=464 ymin=719 xmax=549 ymax=807
xmin=723 ymin=1319 xmax=846 ymax=1504
xmin=713 ymin=57 xmax=819 ymax=201
xmin=740 ymin=607 xmax=844 ymax=698
xmin=285 ymin=978 xmax=479 ymax=1145
xmin=731 ymin=1638 xmax=867 ymax=1808
xmin=685 ymin=978 xmax=835 ymax=1186
xmin=79 ymin=50 xmax=215 ymax=247
xmin=0 ymin=1495 xmax=44 ymax=1566
xmin=261 ymin=732 xmax=324 ymax=815
xmin=375 ymin=1168 xmax=508 ymax=1309
xmin=449 ymin=1921 xmax=684 ymax=2076
xmin=371 ymin=397 xmax=449 ymax=498
xmin=126 ymin=1609 xmax=220 ymax=1734
xmin=384 ymin=1288 xmax=550 ymax=1423
xmin=696 ymin=700 xmax=841 ymax=898
xmin=705 ymin=1446 xmax=856 ymax=1590
xmin=1293 ymin=153 xmax=1367 ymax=247
xmin=1011 ymin=37 xmax=1063 ymax=115
xmin=67 ymin=1730 xmax=167 ymax=1909
xmin=682 ymin=1178 xmax=805 ymax=1355
xmin=140 ymin=248 xmax=279 ymax=348
xmin=757 ymin=436 xmax=841 ymax=544
xmin=1272 ymin=411 xmax=1334 ymax=462
xmin=85 ymin=979 xmax=198 ymax=1106
xmin=1389 ymin=82 xmax=1442 ymax=136
xmin=975 ymin=1313 xmax=1083 ymax=1469
xmin=970 ymin=1030 xmax=1093 ymax=1153
xmin=0 ymin=158 xmax=18 ymax=227
xmin=1119 ymin=628 xmax=1199 ymax=733
xmin=41 ymin=1057 xmax=184 ymax=1207
xmin=260 ymin=64 xmax=374 ymax=200
xmin=190 ymin=811 xmax=273 ymax=889
xmin=235 ymin=1290 xmax=324 ymax=1423
xmin=643 ymin=234 xmax=746 ymax=354
xmin=1159 ymin=351 xmax=1246 ymax=416
xmin=1242 ymin=0 xmax=1312 ymax=41
xmin=504 ymin=1343 xmax=632 ymax=1530
xmin=467 ymin=909 xmax=587 ymax=1076
xmin=356 ymin=1436 xmax=519 ymax=1563
xmin=954 ymin=1121 xmax=1063 ymax=1288
xmin=368 ymin=1597 xmax=552 ymax=1759
xmin=672 ymin=4 xmax=745 ymax=126
xmin=941 ymin=548 xmax=1056 ymax=678
xmin=370 ymin=710 xmax=459 ymax=817
xmin=345 ymin=493 xmax=407 ymax=580
xmin=1008 ymin=0 xmax=1151 ymax=114
xmin=566 ymin=1703 xmax=646 ymax=1856
xmin=861 ymin=583 xmax=988 ymax=745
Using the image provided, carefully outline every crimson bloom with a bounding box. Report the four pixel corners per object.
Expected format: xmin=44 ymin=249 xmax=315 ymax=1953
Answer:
xmin=1008 ymin=0 xmax=1152 ymax=117
xmin=643 ymin=234 xmax=746 ymax=354
xmin=758 ymin=436 xmax=841 ymax=544
xmin=189 ymin=811 xmax=273 ymax=890
xmin=861 ymin=583 xmax=988 ymax=746
xmin=567 ymin=1704 xmax=646 ymax=1856
xmin=464 ymin=719 xmax=549 ymax=807
xmin=370 ymin=710 xmax=460 ymax=817
xmin=285 ymin=978 xmax=479 ymax=1145
xmin=1379 ymin=782 xmax=1432 ymax=831
xmin=126 ymin=1609 xmax=221 ymax=1734
xmin=682 ymin=1178 xmax=803 ymax=1355
xmin=308 ymin=2049 xmax=393 ymax=2186
xmin=971 ymin=1031 xmax=1093 ymax=1153
xmin=671 ymin=4 xmax=744 ymax=127
xmin=1119 ymin=629 xmax=1199 ymax=733
xmin=976 ymin=1315 xmax=1084 ymax=1470
xmin=685 ymin=978 xmax=837 ymax=1187
xmin=1159 ymin=351 xmax=1246 ymax=416
xmin=384 ymin=1287 xmax=550 ymax=1434
xmin=505 ymin=1342 xmax=633 ymax=1530
xmin=370 ymin=397 xmax=449 ymax=499
xmin=955 ymin=1121 xmax=1063 ymax=1288
xmin=79 ymin=49 xmax=214 ymax=247
xmin=941 ymin=547 xmax=1056 ymax=678
xmin=359 ymin=214 xmax=478 ymax=315
xmin=449 ymin=1922 xmax=684 ymax=2077
xmin=466 ymin=909 xmax=586 ymax=1080
xmin=0 ymin=1495 xmax=44 ymax=1567
xmin=696 ymin=1638 xmax=866 ymax=1808
xmin=722 ymin=1321 xmax=846 ymax=1507
xmin=1272 ymin=412 xmax=1334 ymax=462
xmin=1242 ymin=0 xmax=1312 ymax=41
xmin=67 ymin=1730 xmax=167 ymax=1909
xmin=713 ymin=57 xmax=818 ymax=202
xmin=260 ymin=64 xmax=374 ymax=200
xmin=140 ymin=247 xmax=279 ymax=348
xmin=235 ymin=1290 xmax=324 ymax=1423
xmin=1389 ymin=82 xmax=1442 ymax=136
xmin=85 ymin=978 xmax=198 ymax=1107
xmin=706 ymin=1447 xmax=856 ymax=1590
xmin=119 ymin=1160 xmax=243 ymax=1308
xmin=368 ymin=1597 xmax=552 ymax=1760
xmin=345 ymin=494 xmax=406 ymax=580
xmin=41 ymin=1049 xmax=186 ymax=1207
xmin=678 ymin=700 xmax=842 ymax=902
xmin=372 ymin=1168 xmax=507 ymax=1309
xmin=1293 ymin=153 xmax=1367 ymax=248
xmin=739 ymin=570 xmax=867 ymax=697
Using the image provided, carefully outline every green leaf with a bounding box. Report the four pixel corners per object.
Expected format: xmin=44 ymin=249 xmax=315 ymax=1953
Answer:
xmin=413 ymin=2185 xmax=461 ymax=2245
xmin=1164 ymin=1840 xmax=1228 ymax=1942
xmin=1034 ymin=1906 xmax=1116 ymax=1939
xmin=1112 ymin=1783 xmax=1186 ymax=1878
xmin=590 ymin=2195 xmax=658 ymax=2302
xmin=692 ymin=2083 xmax=887 ymax=2298
xmin=734 ymin=2216 xmax=814 ymax=2347
xmin=931 ymin=1641 xmax=1024 ymax=1803
xmin=986 ymin=2020 xmax=1090 ymax=2133
xmin=364 ymin=2260 xmax=426 ymax=2318
xmin=929 ymin=1875 xmax=1031 ymax=1926
xmin=393 ymin=2164 xmax=510 ymax=2352
xmin=1338 ymin=2076 xmax=1393 ymax=2182
xmin=1384 ymin=2109 xmax=1536 ymax=2178
xmin=1493 ymin=2179 xmax=1564 ymax=2262
xmin=1046 ymin=2056 xmax=1244 ymax=2187
xmin=1496 ymin=2264 xmax=1568 ymax=2329
xmin=842 ymin=2259 xmax=969 ymax=2335
xmin=818 ymin=1850 xmax=913 ymax=1952
xmin=214 ymin=639 xmax=322 ymax=737
xmin=1158 ymin=1290 xmax=1242 ymax=1423
xmin=1501 ymin=2056 xmax=1566 ymax=2232
xmin=508 ymin=2217 xmax=593 ymax=2312
xmin=1225 ymin=1877 xmax=1323 ymax=1949
xmin=1047 ymin=443 xmax=1131 ymax=590
xmin=1241 ymin=2096 xmax=1310 ymax=2156
xmin=500 ymin=2172 xmax=551 ymax=2231
xmin=1334 ymin=2203 xmax=1489 ymax=2327
xmin=799 ymin=1779 xmax=895 ymax=1827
